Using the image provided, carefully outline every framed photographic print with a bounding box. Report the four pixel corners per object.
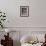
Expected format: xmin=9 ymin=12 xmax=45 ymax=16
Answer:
xmin=20 ymin=6 xmax=29 ymax=17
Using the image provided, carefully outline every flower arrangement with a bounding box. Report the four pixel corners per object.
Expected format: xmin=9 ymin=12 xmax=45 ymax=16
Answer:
xmin=0 ymin=10 xmax=6 ymax=28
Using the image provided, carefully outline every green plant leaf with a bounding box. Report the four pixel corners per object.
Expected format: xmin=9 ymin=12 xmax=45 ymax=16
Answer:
xmin=3 ymin=16 xmax=6 ymax=17
xmin=0 ymin=11 xmax=6 ymax=28
xmin=0 ymin=12 xmax=2 ymax=13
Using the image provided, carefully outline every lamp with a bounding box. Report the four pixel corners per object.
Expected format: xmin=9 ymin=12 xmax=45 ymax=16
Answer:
xmin=5 ymin=29 xmax=10 ymax=37
xmin=5 ymin=29 xmax=9 ymax=33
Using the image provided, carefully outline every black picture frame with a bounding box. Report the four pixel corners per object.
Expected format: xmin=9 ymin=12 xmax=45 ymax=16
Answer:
xmin=20 ymin=6 xmax=29 ymax=17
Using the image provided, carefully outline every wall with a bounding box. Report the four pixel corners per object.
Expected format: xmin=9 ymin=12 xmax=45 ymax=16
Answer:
xmin=0 ymin=0 xmax=46 ymax=27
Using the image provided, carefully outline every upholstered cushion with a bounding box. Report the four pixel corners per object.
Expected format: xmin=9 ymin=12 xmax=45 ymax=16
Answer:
xmin=20 ymin=35 xmax=37 ymax=43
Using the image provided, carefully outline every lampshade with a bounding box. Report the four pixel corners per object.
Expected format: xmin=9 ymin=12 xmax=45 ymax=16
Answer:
xmin=5 ymin=29 xmax=10 ymax=33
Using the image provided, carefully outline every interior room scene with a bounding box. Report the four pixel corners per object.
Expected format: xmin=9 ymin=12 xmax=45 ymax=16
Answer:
xmin=0 ymin=0 xmax=46 ymax=46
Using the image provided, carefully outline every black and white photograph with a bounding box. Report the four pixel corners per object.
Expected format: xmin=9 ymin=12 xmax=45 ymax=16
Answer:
xmin=20 ymin=6 xmax=29 ymax=17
